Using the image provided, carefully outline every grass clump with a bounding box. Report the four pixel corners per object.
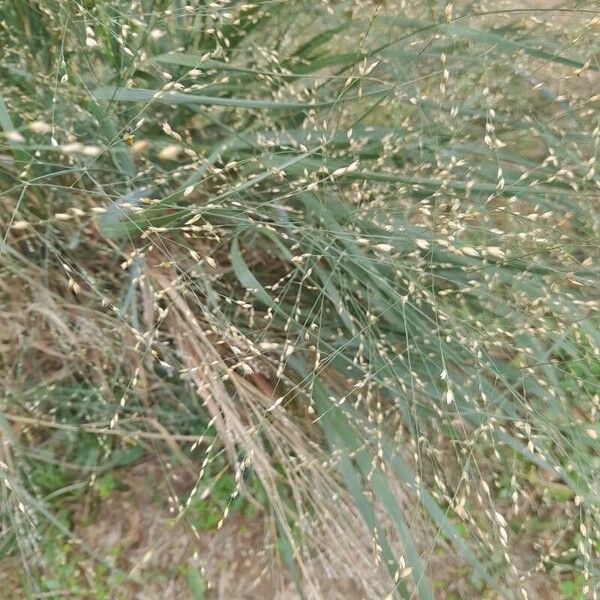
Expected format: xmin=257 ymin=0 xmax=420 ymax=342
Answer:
xmin=1 ymin=1 xmax=599 ymax=598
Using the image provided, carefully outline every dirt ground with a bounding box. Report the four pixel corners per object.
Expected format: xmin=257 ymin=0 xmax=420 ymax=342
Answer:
xmin=72 ymin=463 xmax=364 ymax=600
xmin=64 ymin=461 xmax=560 ymax=600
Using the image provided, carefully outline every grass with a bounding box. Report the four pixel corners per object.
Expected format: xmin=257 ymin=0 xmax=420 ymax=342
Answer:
xmin=0 ymin=0 xmax=599 ymax=598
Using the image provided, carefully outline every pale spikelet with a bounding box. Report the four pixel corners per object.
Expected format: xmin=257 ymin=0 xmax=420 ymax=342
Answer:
xmin=184 ymin=214 xmax=202 ymax=225
xmin=330 ymin=160 xmax=359 ymax=178
xmin=61 ymin=142 xmax=83 ymax=154
xmin=132 ymin=140 xmax=150 ymax=154
xmin=68 ymin=278 xmax=81 ymax=294
xmin=158 ymin=144 xmax=182 ymax=161
xmin=461 ymin=246 xmax=479 ymax=257
xmin=485 ymin=246 xmax=506 ymax=259
xmin=162 ymin=121 xmax=182 ymax=141
xmin=267 ymin=396 xmax=284 ymax=411
xmin=29 ymin=121 xmax=52 ymax=134
xmin=444 ymin=2 xmax=453 ymax=22
xmin=11 ymin=220 xmax=29 ymax=230
xmin=5 ymin=131 xmax=24 ymax=143
xmin=81 ymin=145 xmax=101 ymax=157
